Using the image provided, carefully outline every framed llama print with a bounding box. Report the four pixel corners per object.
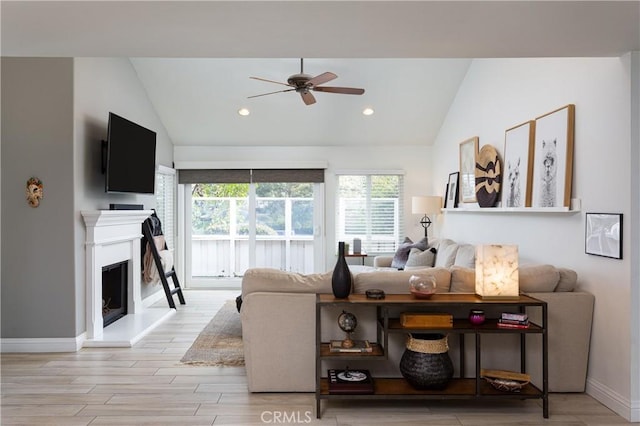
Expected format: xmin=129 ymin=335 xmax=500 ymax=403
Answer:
xmin=502 ymin=121 xmax=535 ymax=208
xmin=531 ymin=104 xmax=575 ymax=208
xmin=459 ymin=136 xmax=479 ymax=203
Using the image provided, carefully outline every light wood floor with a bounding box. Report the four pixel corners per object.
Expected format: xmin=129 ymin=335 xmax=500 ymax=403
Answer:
xmin=1 ymin=290 xmax=630 ymax=425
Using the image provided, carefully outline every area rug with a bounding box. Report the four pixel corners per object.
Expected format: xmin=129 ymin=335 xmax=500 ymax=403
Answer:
xmin=180 ymin=300 xmax=244 ymax=366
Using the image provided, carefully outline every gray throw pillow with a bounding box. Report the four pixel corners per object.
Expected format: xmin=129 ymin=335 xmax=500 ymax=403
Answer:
xmin=404 ymin=247 xmax=437 ymax=269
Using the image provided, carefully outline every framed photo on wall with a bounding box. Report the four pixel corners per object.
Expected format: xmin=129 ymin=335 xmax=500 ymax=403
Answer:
xmin=444 ymin=172 xmax=459 ymax=208
xmin=502 ymin=120 xmax=535 ymax=208
xmin=585 ymin=213 xmax=622 ymax=259
xmin=531 ymin=104 xmax=575 ymax=208
xmin=459 ymin=137 xmax=479 ymax=203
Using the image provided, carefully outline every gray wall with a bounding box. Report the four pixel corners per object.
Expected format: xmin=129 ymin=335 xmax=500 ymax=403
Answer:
xmin=1 ymin=58 xmax=76 ymax=338
xmin=1 ymin=57 xmax=174 ymax=339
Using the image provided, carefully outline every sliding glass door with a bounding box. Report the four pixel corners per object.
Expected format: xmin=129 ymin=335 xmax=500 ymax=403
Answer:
xmin=183 ymin=175 xmax=324 ymax=288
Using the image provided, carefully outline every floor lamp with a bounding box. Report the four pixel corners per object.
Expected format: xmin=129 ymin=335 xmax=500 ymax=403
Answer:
xmin=411 ymin=196 xmax=442 ymax=244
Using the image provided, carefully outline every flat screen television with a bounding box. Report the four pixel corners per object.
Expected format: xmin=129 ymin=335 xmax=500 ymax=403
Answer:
xmin=105 ymin=112 xmax=157 ymax=194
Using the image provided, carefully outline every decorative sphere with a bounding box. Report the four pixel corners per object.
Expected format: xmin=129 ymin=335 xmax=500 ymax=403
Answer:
xmin=409 ymin=274 xmax=437 ymax=299
xmin=338 ymin=311 xmax=358 ymax=333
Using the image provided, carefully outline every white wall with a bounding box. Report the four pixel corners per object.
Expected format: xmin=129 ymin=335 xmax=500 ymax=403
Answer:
xmin=73 ymin=58 xmax=175 ymax=333
xmin=629 ymin=51 xmax=640 ymax=423
xmin=174 ymin=144 xmax=435 ymax=271
xmin=431 ymin=57 xmax=635 ymax=419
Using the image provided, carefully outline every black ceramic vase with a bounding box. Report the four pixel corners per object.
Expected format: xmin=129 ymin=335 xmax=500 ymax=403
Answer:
xmin=400 ymin=333 xmax=454 ymax=390
xmin=332 ymin=242 xmax=352 ymax=298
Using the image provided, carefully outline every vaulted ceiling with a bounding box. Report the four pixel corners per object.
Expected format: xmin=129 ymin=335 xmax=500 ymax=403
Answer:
xmin=3 ymin=1 xmax=639 ymax=147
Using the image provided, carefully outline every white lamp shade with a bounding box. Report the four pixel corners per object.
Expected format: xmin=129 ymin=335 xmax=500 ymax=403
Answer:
xmin=412 ymin=196 xmax=442 ymax=215
xmin=475 ymin=245 xmax=519 ymax=299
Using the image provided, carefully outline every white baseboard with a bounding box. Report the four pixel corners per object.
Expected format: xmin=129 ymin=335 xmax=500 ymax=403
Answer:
xmin=1 ymin=333 xmax=85 ymax=353
xmin=1 ymin=293 xmax=168 ymax=354
xmin=142 ymin=289 xmax=166 ymax=308
xmin=586 ymin=376 xmax=638 ymax=422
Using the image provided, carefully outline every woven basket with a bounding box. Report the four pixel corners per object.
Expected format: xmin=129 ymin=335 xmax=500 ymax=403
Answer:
xmin=399 ymin=333 xmax=453 ymax=390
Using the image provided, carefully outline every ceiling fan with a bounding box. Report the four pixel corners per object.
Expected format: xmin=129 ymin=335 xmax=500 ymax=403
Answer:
xmin=248 ymin=59 xmax=365 ymax=106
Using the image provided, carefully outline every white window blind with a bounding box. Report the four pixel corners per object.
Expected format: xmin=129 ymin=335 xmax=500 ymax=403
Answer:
xmin=336 ymin=174 xmax=404 ymax=254
xmin=155 ymin=166 xmax=176 ymax=250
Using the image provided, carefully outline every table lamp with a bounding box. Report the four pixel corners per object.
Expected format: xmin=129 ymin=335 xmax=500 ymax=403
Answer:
xmin=411 ymin=196 xmax=442 ymax=244
xmin=475 ymin=244 xmax=519 ymax=299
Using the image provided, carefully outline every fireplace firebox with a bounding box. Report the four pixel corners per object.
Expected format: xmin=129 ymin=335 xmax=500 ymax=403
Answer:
xmin=102 ymin=261 xmax=128 ymax=327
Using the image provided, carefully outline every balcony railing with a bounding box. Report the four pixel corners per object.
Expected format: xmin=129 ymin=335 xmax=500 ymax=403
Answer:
xmin=192 ymin=235 xmax=314 ymax=277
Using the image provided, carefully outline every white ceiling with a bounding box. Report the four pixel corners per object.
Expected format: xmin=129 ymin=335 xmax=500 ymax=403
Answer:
xmin=3 ymin=1 xmax=639 ymax=147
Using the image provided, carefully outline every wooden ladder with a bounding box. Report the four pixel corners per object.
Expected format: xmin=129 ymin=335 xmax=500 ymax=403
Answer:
xmin=142 ymin=220 xmax=186 ymax=309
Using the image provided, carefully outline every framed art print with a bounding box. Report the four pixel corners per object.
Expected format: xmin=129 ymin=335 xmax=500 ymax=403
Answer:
xmin=459 ymin=137 xmax=479 ymax=203
xmin=585 ymin=213 xmax=622 ymax=259
xmin=531 ymin=104 xmax=575 ymax=208
xmin=502 ymin=120 xmax=535 ymax=208
xmin=445 ymin=172 xmax=459 ymax=208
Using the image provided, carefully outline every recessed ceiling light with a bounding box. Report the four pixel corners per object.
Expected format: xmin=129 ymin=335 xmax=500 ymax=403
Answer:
xmin=238 ymin=108 xmax=250 ymax=116
xmin=362 ymin=107 xmax=374 ymax=116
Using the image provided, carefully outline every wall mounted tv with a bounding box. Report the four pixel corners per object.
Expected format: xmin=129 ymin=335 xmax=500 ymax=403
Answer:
xmin=104 ymin=112 xmax=157 ymax=194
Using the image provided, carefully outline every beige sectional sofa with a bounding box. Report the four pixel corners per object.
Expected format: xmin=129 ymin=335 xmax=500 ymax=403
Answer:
xmin=240 ymin=240 xmax=594 ymax=394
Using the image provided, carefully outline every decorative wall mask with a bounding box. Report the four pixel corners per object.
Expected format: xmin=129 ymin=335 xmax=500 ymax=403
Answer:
xmin=26 ymin=177 xmax=43 ymax=208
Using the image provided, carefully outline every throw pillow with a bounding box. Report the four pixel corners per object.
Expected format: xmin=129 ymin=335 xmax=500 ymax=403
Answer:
xmin=453 ymin=244 xmax=476 ymax=268
xmin=404 ymin=247 xmax=437 ymax=270
xmin=391 ymin=237 xmax=430 ymax=269
xmin=434 ymin=239 xmax=459 ymax=268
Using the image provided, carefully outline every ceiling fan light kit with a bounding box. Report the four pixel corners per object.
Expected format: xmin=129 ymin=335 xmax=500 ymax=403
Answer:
xmin=249 ymin=58 xmax=365 ymax=106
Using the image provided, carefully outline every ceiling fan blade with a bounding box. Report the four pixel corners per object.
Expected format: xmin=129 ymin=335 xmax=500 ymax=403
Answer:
xmin=249 ymin=76 xmax=292 ymax=87
xmin=313 ymin=86 xmax=365 ymax=95
xmin=300 ymin=90 xmax=316 ymax=105
xmin=248 ymin=88 xmax=295 ymax=99
xmin=306 ymin=72 xmax=337 ymax=87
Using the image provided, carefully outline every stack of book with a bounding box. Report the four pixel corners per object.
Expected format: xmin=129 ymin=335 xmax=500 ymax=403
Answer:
xmin=497 ymin=312 xmax=529 ymax=329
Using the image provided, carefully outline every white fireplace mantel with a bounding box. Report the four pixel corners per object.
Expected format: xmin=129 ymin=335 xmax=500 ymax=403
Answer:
xmin=81 ymin=210 xmax=174 ymax=347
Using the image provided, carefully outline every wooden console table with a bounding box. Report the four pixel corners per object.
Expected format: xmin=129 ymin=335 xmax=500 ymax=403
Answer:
xmin=315 ymin=293 xmax=548 ymax=418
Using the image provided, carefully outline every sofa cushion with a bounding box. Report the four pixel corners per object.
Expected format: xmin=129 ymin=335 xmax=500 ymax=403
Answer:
xmin=434 ymin=239 xmax=459 ymax=268
xmin=450 ymin=264 xmax=567 ymax=294
xmin=241 ymin=268 xmax=332 ymax=298
xmin=391 ymin=237 xmax=428 ymax=269
xmin=453 ymin=244 xmax=476 ymax=268
xmin=449 ymin=266 xmax=476 ymax=292
xmin=555 ymin=268 xmax=578 ymax=292
xmin=404 ymin=247 xmax=437 ymax=270
xmin=519 ymin=265 xmax=560 ymax=293
xmin=354 ymin=267 xmax=451 ymax=294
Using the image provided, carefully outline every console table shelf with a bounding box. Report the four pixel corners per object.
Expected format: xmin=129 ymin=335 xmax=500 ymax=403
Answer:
xmin=320 ymin=377 xmax=543 ymax=398
xmin=315 ymin=293 xmax=548 ymax=418
xmin=319 ymin=342 xmax=384 ymax=358
xmin=386 ymin=318 xmax=543 ymax=333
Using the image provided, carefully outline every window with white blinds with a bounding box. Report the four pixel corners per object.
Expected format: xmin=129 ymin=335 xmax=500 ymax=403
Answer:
xmin=336 ymin=173 xmax=404 ymax=255
xmin=155 ymin=166 xmax=176 ymax=250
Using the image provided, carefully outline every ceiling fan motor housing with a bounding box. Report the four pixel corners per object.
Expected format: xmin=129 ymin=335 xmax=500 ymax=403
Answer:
xmin=287 ymin=73 xmax=312 ymax=88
